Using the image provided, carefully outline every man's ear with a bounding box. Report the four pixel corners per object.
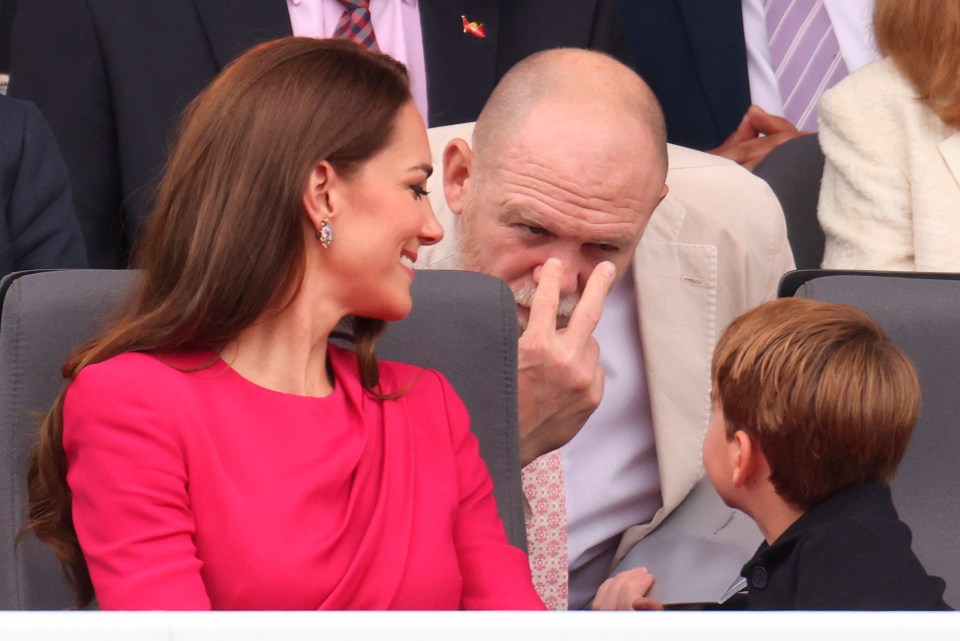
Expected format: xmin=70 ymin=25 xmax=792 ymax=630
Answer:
xmin=659 ymin=183 xmax=669 ymax=203
xmin=303 ymin=160 xmax=338 ymax=231
xmin=442 ymin=138 xmax=474 ymax=217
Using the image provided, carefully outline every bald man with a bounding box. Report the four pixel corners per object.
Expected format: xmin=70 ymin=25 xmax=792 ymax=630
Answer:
xmin=418 ymin=49 xmax=795 ymax=608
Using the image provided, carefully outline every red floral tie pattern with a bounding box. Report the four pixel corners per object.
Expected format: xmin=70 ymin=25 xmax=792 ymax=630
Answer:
xmin=521 ymin=450 xmax=568 ymax=610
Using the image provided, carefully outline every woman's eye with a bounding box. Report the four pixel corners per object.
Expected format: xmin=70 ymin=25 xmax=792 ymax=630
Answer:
xmin=410 ymin=184 xmax=429 ymax=200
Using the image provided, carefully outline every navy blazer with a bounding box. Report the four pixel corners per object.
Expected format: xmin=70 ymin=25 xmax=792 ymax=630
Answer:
xmin=10 ymin=0 xmax=627 ymax=268
xmin=0 ymin=96 xmax=87 ymax=277
xmin=0 ymin=0 xmax=16 ymax=73
xmin=619 ymin=0 xmax=750 ymax=151
xmin=737 ymin=483 xmax=950 ymax=610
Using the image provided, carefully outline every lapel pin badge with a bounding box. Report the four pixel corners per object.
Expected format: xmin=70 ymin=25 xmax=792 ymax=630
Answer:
xmin=461 ymin=16 xmax=486 ymax=39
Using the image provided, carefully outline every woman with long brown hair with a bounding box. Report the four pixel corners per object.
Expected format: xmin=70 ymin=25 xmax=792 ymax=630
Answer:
xmin=818 ymin=0 xmax=960 ymax=271
xmin=26 ymin=37 xmax=544 ymax=610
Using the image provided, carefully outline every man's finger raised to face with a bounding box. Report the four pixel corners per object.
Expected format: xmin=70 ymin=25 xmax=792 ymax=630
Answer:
xmin=526 ymin=257 xmax=565 ymax=334
xmin=564 ymin=261 xmax=616 ymax=342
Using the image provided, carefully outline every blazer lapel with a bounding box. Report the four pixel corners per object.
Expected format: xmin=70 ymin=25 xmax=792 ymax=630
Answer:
xmin=675 ymin=0 xmax=750 ymax=137
xmin=938 ymin=132 xmax=960 ymax=189
xmin=192 ymin=0 xmax=292 ymax=70
xmin=630 ymin=196 xmax=718 ymax=535
xmin=419 ymin=0 xmax=499 ymax=126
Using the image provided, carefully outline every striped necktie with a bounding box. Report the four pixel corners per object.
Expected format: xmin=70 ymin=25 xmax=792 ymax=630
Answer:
xmin=521 ymin=450 xmax=569 ymax=610
xmin=333 ymin=0 xmax=380 ymax=53
xmin=764 ymin=0 xmax=848 ymax=131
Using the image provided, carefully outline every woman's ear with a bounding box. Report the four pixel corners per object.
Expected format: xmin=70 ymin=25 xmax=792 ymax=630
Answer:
xmin=303 ymin=161 xmax=337 ymax=231
xmin=442 ymin=138 xmax=474 ymax=217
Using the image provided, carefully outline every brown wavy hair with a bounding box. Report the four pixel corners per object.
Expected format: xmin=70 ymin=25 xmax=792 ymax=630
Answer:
xmin=25 ymin=37 xmax=412 ymax=607
xmin=875 ymin=0 xmax=960 ymax=128
xmin=712 ymin=298 xmax=920 ymax=510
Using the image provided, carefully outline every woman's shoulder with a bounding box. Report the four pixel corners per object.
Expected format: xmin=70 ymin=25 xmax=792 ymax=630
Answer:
xmin=380 ymin=357 xmax=453 ymax=400
xmin=822 ymin=58 xmax=915 ymax=110
xmin=328 ymin=343 xmax=453 ymax=396
xmin=70 ymin=350 xmax=217 ymax=401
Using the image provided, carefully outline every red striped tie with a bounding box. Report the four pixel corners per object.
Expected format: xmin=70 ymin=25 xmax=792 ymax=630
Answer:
xmin=333 ymin=0 xmax=380 ymax=53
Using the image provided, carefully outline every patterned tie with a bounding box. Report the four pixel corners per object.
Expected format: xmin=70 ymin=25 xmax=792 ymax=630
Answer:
xmin=764 ymin=0 xmax=848 ymax=131
xmin=521 ymin=450 xmax=568 ymax=610
xmin=332 ymin=0 xmax=380 ymax=52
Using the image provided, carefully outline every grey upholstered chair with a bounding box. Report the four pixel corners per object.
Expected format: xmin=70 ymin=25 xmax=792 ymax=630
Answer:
xmin=754 ymin=134 xmax=826 ymax=270
xmin=0 ymin=268 xmax=523 ymax=609
xmin=781 ymin=269 xmax=960 ymax=607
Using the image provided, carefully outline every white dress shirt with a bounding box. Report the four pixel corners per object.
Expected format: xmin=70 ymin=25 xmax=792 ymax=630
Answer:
xmin=563 ymin=270 xmax=662 ymax=609
xmin=286 ymin=0 xmax=428 ymax=122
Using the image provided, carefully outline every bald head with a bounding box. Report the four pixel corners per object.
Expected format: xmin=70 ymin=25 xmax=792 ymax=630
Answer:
xmin=472 ymin=48 xmax=667 ymax=178
xmin=442 ymin=49 xmax=669 ymax=319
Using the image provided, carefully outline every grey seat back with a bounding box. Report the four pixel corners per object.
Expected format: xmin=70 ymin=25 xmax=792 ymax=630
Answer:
xmin=0 ymin=268 xmax=522 ymax=609
xmin=754 ymin=134 xmax=826 ymax=270
xmin=783 ymin=270 xmax=960 ymax=606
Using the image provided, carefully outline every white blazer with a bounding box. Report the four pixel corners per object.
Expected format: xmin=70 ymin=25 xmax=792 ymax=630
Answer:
xmin=819 ymin=57 xmax=960 ymax=271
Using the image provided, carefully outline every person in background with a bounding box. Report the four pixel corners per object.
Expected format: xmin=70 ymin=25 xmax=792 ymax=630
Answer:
xmin=0 ymin=0 xmax=15 ymax=92
xmin=618 ymin=0 xmax=878 ymax=169
xmin=1 ymin=95 xmax=86 ymax=277
xmin=819 ymin=0 xmax=960 ymax=271
xmin=9 ymin=0 xmax=627 ymax=268
xmin=25 ymin=37 xmax=544 ymax=611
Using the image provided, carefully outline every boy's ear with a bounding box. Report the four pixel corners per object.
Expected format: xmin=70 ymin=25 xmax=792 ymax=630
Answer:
xmin=731 ymin=430 xmax=765 ymax=488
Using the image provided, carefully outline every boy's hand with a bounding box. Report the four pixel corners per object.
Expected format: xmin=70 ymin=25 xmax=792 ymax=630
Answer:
xmin=591 ymin=567 xmax=665 ymax=611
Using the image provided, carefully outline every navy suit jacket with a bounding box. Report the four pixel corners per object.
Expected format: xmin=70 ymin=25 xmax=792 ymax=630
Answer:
xmin=10 ymin=0 xmax=627 ymax=268
xmin=0 ymin=96 xmax=87 ymax=277
xmin=619 ymin=0 xmax=750 ymax=151
xmin=0 ymin=0 xmax=16 ymax=73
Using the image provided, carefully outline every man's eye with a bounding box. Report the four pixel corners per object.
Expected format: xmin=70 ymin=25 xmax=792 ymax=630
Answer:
xmin=520 ymin=224 xmax=549 ymax=236
xmin=593 ymin=243 xmax=619 ymax=253
xmin=410 ymin=184 xmax=429 ymax=200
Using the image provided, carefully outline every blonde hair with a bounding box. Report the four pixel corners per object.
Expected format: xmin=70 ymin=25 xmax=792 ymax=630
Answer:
xmin=712 ymin=298 xmax=920 ymax=509
xmin=875 ymin=0 xmax=960 ymax=128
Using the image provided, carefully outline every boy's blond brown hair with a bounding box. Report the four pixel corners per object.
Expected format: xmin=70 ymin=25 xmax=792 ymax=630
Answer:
xmin=712 ymin=298 xmax=920 ymax=509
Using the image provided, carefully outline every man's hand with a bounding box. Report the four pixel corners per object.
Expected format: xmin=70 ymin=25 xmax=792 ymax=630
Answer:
xmin=592 ymin=567 xmax=664 ymax=611
xmin=517 ymin=258 xmax=616 ymax=466
xmin=710 ymin=105 xmax=809 ymax=171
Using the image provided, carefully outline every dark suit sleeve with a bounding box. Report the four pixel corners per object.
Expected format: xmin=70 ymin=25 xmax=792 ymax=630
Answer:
xmin=589 ymin=0 xmax=631 ymax=64
xmin=9 ymin=0 xmax=125 ymax=268
xmin=0 ymin=98 xmax=87 ymax=274
xmin=617 ymin=0 xmax=750 ymax=150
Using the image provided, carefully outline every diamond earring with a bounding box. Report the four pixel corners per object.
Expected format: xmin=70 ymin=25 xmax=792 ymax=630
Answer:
xmin=316 ymin=218 xmax=333 ymax=248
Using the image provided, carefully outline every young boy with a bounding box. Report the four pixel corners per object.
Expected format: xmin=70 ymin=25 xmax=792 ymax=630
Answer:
xmin=703 ymin=298 xmax=949 ymax=610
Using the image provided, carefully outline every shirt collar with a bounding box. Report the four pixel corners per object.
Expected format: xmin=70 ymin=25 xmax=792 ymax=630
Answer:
xmin=289 ymin=0 xmax=418 ymax=6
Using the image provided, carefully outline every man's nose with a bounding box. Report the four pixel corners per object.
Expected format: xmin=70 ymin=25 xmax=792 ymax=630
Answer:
xmin=532 ymin=256 xmax=584 ymax=297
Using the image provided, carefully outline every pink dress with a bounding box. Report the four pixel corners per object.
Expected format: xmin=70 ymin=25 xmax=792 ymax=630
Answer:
xmin=63 ymin=345 xmax=544 ymax=610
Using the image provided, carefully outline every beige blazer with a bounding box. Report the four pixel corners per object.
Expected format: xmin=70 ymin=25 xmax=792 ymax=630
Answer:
xmin=819 ymin=57 xmax=960 ymax=271
xmin=419 ymin=123 xmax=795 ymax=567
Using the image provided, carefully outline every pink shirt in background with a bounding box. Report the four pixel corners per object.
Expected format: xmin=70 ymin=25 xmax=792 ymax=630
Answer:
xmin=287 ymin=0 xmax=429 ymax=123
